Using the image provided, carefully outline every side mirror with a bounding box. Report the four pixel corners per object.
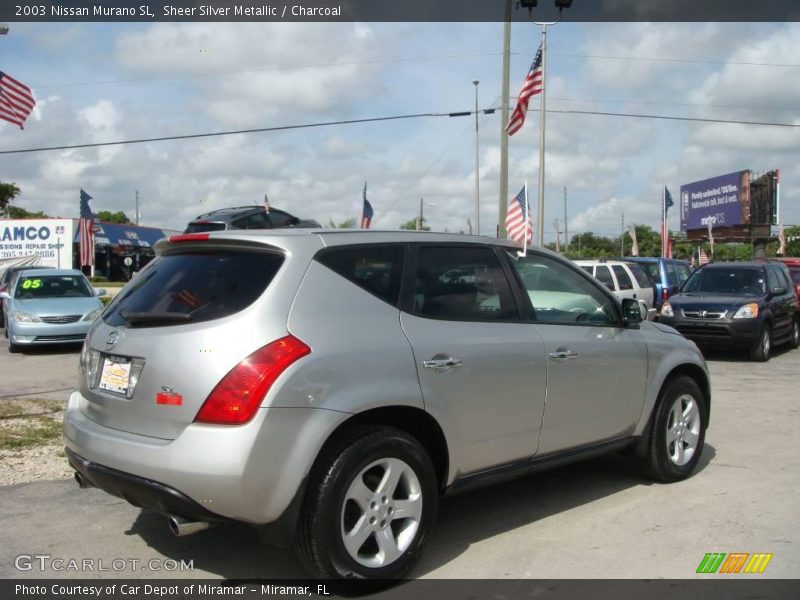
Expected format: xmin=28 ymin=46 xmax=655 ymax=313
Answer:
xmin=771 ymin=286 xmax=787 ymax=296
xmin=621 ymin=298 xmax=643 ymax=324
xmin=94 ymin=288 xmax=107 ymax=297
xmin=0 ymin=291 xmax=10 ymax=300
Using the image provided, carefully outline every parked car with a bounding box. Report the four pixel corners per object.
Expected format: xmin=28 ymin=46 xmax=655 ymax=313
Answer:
xmin=184 ymin=205 xmax=321 ymax=233
xmin=659 ymin=261 xmax=799 ymax=361
xmin=776 ymin=258 xmax=800 ymax=307
xmin=623 ymin=257 xmax=692 ymax=310
xmin=0 ymin=268 xmax=105 ymax=353
xmin=65 ymin=230 xmax=710 ymax=580
xmin=0 ymin=264 xmax=49 ymax=321
xmin=573 ymin=259 xmax=655 ymax=318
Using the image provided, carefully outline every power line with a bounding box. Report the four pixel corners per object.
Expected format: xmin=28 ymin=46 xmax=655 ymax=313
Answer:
xmin=1 ymin=107 xmax=797 ymax=156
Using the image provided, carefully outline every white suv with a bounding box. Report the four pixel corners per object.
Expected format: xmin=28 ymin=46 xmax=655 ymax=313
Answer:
xmin=574 ymin=260 xmax=656 ymax=318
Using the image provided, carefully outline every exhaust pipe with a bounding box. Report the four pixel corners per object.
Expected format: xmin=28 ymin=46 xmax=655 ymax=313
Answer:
xmin=167 ymin=515 xmax=211 ymax=537
xmin=74 ymin=471 xmax=94 ymax=489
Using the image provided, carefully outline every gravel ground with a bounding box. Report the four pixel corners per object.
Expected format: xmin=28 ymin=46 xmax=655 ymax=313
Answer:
xmin=0 ymin=398 xmax=72 ymax=486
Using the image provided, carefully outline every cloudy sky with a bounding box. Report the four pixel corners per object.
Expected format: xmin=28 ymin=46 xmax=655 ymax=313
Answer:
xmin=1 ymin=21 xmax=798 ymax=240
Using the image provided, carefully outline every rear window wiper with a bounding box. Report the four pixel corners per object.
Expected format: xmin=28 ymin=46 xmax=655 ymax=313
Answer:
xmin=120 ymin=311 xmax=193 ymax=327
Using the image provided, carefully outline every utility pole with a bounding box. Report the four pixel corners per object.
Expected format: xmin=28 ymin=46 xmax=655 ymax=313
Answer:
xmin=498 ymin=0 xmax=511 ymax=239
xmin=620 ymin=211 xmax=625 ymax=256
xmin=135 ymin=190 xmax=140 ymax=225
xmin=417 ymin=198 xmax=423 ymax=231
xmin=473 ymin=80 xmax=480 ymax=236
xmin=563 ymin=186 xmax=568 ymax=250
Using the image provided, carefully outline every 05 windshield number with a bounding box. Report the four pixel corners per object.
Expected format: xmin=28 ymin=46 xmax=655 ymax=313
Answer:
xmin=21 ymin=279 xmax=42 ymax=290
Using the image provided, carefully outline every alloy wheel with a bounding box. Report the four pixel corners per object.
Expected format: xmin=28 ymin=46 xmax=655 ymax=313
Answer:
xmin=665 ymin=394 xmax=701 ymax=467
xmin=340 ymin=457 xmax=422 ymax=568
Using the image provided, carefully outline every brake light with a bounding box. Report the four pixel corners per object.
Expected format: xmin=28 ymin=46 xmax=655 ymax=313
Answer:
xmin=169 ymin=233 xmax=210 ymax=243
xmin=195 ymin=335 xmax=311 ymax=425
xmin=661 ymin=288 xmax=670 ymax=302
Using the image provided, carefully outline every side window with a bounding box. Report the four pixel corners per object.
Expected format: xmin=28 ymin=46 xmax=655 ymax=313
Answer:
xmin=675 ymin=263 xmax=691 ymax=284
xmin=766 ymin=266 xmax=782 ymax=291
xmin=509 ymin=254 xmax=618 ymax=326
xmin=316 ymin=245 xmax=404 ymax=306
xmin=594 ymin=265 xmax=614 ymax=290
xmin=612 ymin=265 xmax=634 ymax=290
xmin=234 ymin=213 xmax=269 ymax=229
xmin=666 ymin=262 xmax=680 ymax=286
xmin=627 ymin=263 xmax=653 ymax=288
xmin=267 ymin=211 xmax=294 ymax=228
xmin=414 ymin=246 xmax=517 ymax=321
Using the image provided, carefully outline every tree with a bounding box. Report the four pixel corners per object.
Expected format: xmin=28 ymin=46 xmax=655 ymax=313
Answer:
xmin=0 ymin=182 xmax=22 ymax=215
xmin=96 ymin=210 xmax=132 ymax=224
xmin=399 ymin=218 xmax=430 ymax=231
xmin=8 ymin=206 xmax=51 ymax=219
xmin=327 ymin=217 xmax=357 ymax=228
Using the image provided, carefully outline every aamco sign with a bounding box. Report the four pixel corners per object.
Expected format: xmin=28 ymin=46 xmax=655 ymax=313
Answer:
xmin=0 ymin=219 xmax=75 ymax=268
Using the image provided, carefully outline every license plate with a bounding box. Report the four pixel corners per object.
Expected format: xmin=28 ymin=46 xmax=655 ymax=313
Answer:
xmin=99 ymin=355 xmax=132 ymax=395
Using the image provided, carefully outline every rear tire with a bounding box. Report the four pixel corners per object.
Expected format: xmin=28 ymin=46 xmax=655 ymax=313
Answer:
xmin=643 ymin=375 xmax=707 ymax=483
xmin=295 ymin=425 xmax=438 ymax=580
xmin=789 ymin=318 xmax=800 ymax=350
xmin=750 ymin=326 xmax=771 ymax=362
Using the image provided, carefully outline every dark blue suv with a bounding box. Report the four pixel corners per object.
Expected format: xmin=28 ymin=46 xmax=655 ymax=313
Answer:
xmin=624 ymin=257 xmax=692 ymax=310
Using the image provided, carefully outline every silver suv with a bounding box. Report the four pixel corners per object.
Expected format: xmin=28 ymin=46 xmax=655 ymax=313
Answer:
xmin=65 ymin=230 xmax=711 ymax=579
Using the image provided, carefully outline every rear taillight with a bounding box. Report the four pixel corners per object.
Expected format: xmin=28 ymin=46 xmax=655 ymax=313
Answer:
xmin=661 ymin=288 xmax=670 ymax=302
xmin=195 ymin=335 xmax=311 ymax=425
xmin=169 ymin=233 xmax=210 ymax=243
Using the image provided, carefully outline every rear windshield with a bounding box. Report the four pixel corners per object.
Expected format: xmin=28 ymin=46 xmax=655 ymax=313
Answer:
xmin=15 ymin=274 xmax=94 ymax=299
xmin=184 ymin=222 xmax=227 ymax=233
xmin=639 ymin=262 xmax=661 ymax=282
xmin=682 ymin=267 xmax=765 ymax=296
xmin=103 ymin=251 xmax=283 ymax=327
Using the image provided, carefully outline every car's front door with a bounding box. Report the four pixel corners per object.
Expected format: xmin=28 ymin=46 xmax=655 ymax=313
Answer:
xmin=505 ymin=252 xmax=649 ymax=455
xmin=400 ymin=244 xmax=548 ymax=478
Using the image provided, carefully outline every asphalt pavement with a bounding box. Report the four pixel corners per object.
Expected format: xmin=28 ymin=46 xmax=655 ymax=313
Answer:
xmin=0 ymin=342 xmax=797 ymax=579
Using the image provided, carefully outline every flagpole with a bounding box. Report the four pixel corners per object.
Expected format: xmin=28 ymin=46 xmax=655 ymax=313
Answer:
xmin=535 ymin=24 xmax=547 ymax=247
xmin=661 ymin=186 xmax=666 ymax=258
xmin=519 ymin=181 xmax=529 ymax=258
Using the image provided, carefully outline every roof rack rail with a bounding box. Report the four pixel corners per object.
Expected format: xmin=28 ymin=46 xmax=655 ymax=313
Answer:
xmin=193 ymin=205 xmax=262 ymax=219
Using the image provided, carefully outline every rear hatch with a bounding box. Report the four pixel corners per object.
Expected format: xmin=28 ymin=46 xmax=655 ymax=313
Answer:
xmin=78 ymin=238 xmax=296 ymax=439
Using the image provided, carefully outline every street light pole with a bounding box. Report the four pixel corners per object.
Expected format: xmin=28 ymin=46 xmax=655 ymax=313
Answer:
xmin=473 ymin=80 xmax=480 ymax=236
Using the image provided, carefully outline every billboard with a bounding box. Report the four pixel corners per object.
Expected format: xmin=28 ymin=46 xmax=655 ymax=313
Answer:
xmin=0 ymin=219 xmax=75 ymax=269
xmin=680 ymin=170 xmax=750 ymax=232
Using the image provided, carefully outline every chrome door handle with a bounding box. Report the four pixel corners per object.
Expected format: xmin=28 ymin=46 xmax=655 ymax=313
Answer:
xmin=549 ymin=350 xmax=579 ymax=361
xmin=423 ymin=358 xmax=464 ymax=370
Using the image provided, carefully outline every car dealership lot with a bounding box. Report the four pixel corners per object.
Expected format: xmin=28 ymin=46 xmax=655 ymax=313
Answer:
xmin=0 ymin=343 xmax=797 ymax=579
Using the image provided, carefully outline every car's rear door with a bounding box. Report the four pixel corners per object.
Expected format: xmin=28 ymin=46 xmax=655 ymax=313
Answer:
xmin=399 ymin=244 xmax=547 ymax=477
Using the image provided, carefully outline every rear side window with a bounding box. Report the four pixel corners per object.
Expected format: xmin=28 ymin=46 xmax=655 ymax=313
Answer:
xmin=675 ymin=263 xmax=691 ymax=284
xmin=316 ymin=245 xmax=404 ymax=306
xmin=766 ymin=266 xmax=782 ymax=291
xmin=594 ymin=265 xmax=614 ymax=289
xmin=627 ymin=263 xmax=653 ymax=288
xmin=103 ymin=251 xmax=283 ymax=327
xmin=233 ymin=212 xmax=269 ymax=229
xmin=612 ymin=265 xmax=633 ymax=290
xmin=666 ymin=262 xmax=680 ymax=286
xmin=413 ymin=246 xmax=516 ymax=321
xmin=639 ymin=262 xmax=661 ymax=283
xmin=267 ymin=211 xmax=295 ymax=228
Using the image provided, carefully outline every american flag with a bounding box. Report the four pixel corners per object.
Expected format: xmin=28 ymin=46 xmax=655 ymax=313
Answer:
xmin=505 ymin=186 xmax=533 ymax=246
xmin=360 ymin=182 xmax=373 ymax=229
xmin=505 ymin=44 xmax=543 ymax=137
xmin=264 ymin=193 xmax=270 ymax=213
xmin=0 ymin=71 xmax=36 ymax=129
xmin=79 ymin=189 xmax=95 ymax=267
xmin=698 ymin=248 xmax=709 ymax=265
xmin=778 ymin=223 xmax=786 ymax=256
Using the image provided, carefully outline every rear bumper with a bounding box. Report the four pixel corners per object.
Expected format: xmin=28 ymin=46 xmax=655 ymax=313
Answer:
xmin=63 ymin=391 xmax=347 ymax=524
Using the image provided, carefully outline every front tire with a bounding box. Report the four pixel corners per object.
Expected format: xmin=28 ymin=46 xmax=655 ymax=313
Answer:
xmin=644 ymin=375 xmax=707 ymax=483
xmin=789 ymin=318 xmax=800 ymax=350
xmin=295 ymin=426 xmax=438 ymax=579
xmin=750 ymin=326 xmax=771 ymax=362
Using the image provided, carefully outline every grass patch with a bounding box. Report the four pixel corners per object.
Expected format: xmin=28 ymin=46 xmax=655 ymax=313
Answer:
xmin=0 ymin=417 xmax=63 ymax=450
xmin=0 ymin=398 xmax=62 ymax=419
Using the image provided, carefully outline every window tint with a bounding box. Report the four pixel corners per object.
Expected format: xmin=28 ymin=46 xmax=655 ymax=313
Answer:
xmin=639 ymin=262 xmax=661 ymax=282
xmin=612 ymin=265 xmax=634 ymax=290
xmin=766 ymin=266 xmax=782 ymax=291
xmin=234 ymin=212 xmax=269 ymax=229
xmin=509 ymin=254 xmax=617 ymax=325
xmin=316 ymin=245 xmax=404 ymax=306
xmin=103 ymin=252 xmax=283 ymax=328
xmin=666 ymin=262 xmax=680 ymax=286
xmin=675 ymin=263 xmax=691 ymax=284
xmin=594 ymin=265 xmax=614 ymax=289
xmin=267 ymin=211 xmax=294 ymax=228
xmin=184 ymin=222 xmax=226 ymax=233
xmin=414 ymin=246 xmax=516 ymax=321
xmin=627 ymin=263 xmax=653 ymax=288
xmin=788 ymin=267 xmax=800 ymax=285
